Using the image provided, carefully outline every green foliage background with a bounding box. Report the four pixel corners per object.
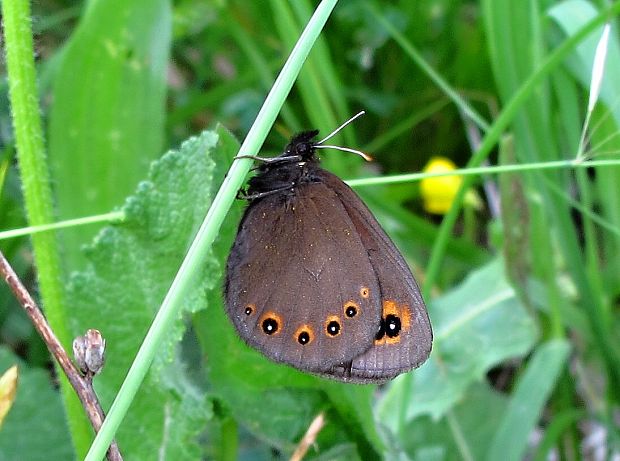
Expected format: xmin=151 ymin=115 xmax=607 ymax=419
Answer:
xmin=1 ymin=0 xmax=619 ymax=460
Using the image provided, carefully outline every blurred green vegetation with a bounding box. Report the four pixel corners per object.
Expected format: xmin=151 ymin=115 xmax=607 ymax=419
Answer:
xmin=1 ymin=0 xmax=619 ymax=460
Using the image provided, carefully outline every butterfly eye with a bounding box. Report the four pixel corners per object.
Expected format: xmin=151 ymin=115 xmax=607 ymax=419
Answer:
xmin=325 ymin=316 xmax=342 ymax=337
xmin=344 ymin=301 xmax=359 ymax=318
xmin=259 ymin=311 xmax=282 ymax=336
xmin=294 ymin=325 xmax=315 ymax=345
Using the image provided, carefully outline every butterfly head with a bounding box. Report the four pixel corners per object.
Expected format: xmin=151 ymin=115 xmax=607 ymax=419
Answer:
xmin=282 ymin=130 xmax=320 ymax=162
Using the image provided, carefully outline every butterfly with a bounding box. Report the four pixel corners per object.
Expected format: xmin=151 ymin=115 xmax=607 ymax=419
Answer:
xmin=225 ymin=113 xmax=432 ymax=383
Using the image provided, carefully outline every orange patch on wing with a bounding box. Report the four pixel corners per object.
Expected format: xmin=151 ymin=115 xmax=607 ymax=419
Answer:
xmin=381 ymin=336 xmax=400 ymax=345
xmin=382 ymin=300 xmax=411 ymax=330
xmin=374 ymin=300 xmax=412 ymax=346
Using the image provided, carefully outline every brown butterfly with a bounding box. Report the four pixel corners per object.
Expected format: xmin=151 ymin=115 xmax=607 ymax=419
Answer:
xmin=225 ymin=113 xmax=432 ymax=383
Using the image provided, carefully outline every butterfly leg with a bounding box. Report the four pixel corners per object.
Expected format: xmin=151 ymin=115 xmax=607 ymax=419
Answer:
xmin=341 ymin=361 xmax=353 ymax=379
xmin=239 ymin=185 xmax=294 ymax=201
xmin=235 ymin=154 xmax=302 ymax=163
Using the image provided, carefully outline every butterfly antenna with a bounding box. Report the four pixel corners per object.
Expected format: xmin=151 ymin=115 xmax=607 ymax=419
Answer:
xmin=315 ymin=111 xmax=372 ymax=161
xmin=315 ymin=145 xmax=373 ymax=161
xmin=317 ymin=111 xmax=366 ymax=145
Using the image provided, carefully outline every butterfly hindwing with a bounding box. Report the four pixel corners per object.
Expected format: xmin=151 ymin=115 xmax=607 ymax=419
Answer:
xmin=316 ymin=170 xmax=432 ymax=383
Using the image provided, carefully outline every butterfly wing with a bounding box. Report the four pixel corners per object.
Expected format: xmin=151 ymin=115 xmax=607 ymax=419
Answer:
xmin=225 ymin=181 xmax=384 ymax=373
xmin=317 ymin=169 xmax=433 ymax=383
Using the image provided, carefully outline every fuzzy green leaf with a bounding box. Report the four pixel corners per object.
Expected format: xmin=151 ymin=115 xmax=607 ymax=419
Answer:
xmin=67 ymin=127 xmax=236 ymax=459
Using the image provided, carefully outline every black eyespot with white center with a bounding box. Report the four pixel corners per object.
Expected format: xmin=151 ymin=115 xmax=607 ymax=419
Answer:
xmin=375 ymin=317 xmax=386 ymax=341
xmin=262 ymin=318 xmax=279 ymax=335
xmin=294 ymin=325 xmax=314 ymax=345
xmin=298 ymin=331 xmax=310 ymax=344
xmin=343 ymin=301 xmax=360 ymax=318
xmin=385 ymin=314 xmax=401 ymax=338
xmin=326 ymin=320 xmax=341 ymax=336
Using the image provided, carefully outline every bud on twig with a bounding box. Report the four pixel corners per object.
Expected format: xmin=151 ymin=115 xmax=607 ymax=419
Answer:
xmin=73 ymin=329 xmax=106 ymax=375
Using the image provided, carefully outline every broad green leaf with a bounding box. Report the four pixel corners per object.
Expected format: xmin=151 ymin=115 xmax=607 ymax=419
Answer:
xmin=391 ymin=383 xmax=508 ymax=461
xmin=48 ymin=0 xmax=172 ymax=269
xmin=377 ymin=258 xmax=538 ymax=425
xmin=67 ymin=128 xmax=236 ymax=459
xmin=0 ymin=347 xmax=74 ymax=461
xmin=485 ymin=339 xmax=571 ymax=461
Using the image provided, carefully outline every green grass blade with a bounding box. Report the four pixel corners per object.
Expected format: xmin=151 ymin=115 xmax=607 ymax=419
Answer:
xmin=425 ymin=1 xmax=620 ymax=299
xmin=485 ymin=339 xmax=571 ymax=461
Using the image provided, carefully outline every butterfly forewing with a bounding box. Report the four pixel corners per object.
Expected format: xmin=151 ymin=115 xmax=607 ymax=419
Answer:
xmin=225 ymin=181 xmax=383 ymax=372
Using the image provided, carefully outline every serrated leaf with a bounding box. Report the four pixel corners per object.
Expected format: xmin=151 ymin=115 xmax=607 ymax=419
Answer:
xmin=67 ymin=127 xmax=238 ymax=459
xmin=378 ymin=258 xmax=538 ymax=426
xmin=0 ymin=348 xmax=74 ymax=461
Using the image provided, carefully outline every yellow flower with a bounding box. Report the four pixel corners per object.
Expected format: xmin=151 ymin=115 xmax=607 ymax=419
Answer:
xmin=420 ymin=157 xmax=462 ymax=214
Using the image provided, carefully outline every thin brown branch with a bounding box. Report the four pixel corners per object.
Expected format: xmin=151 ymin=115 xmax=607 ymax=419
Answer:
xmin=290 ymin=412 xmax=326 ymax=461
xmin=0 ymin=250 xmax=122 ymax=461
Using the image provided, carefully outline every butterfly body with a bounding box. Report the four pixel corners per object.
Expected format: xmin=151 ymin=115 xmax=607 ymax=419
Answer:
xmin=225 ymin=130 xmax=432 ymax=383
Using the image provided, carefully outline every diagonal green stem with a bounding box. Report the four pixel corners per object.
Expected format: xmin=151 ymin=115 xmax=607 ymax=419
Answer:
xmin=84 ymin=1 xmax=339 ymax=459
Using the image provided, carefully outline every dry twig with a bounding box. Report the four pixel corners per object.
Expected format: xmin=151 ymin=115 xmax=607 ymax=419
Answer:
xmin=290 ymin=412 xmax=326 ymax=461
xmin=0 ymin=250 xmax=122 ymax=461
